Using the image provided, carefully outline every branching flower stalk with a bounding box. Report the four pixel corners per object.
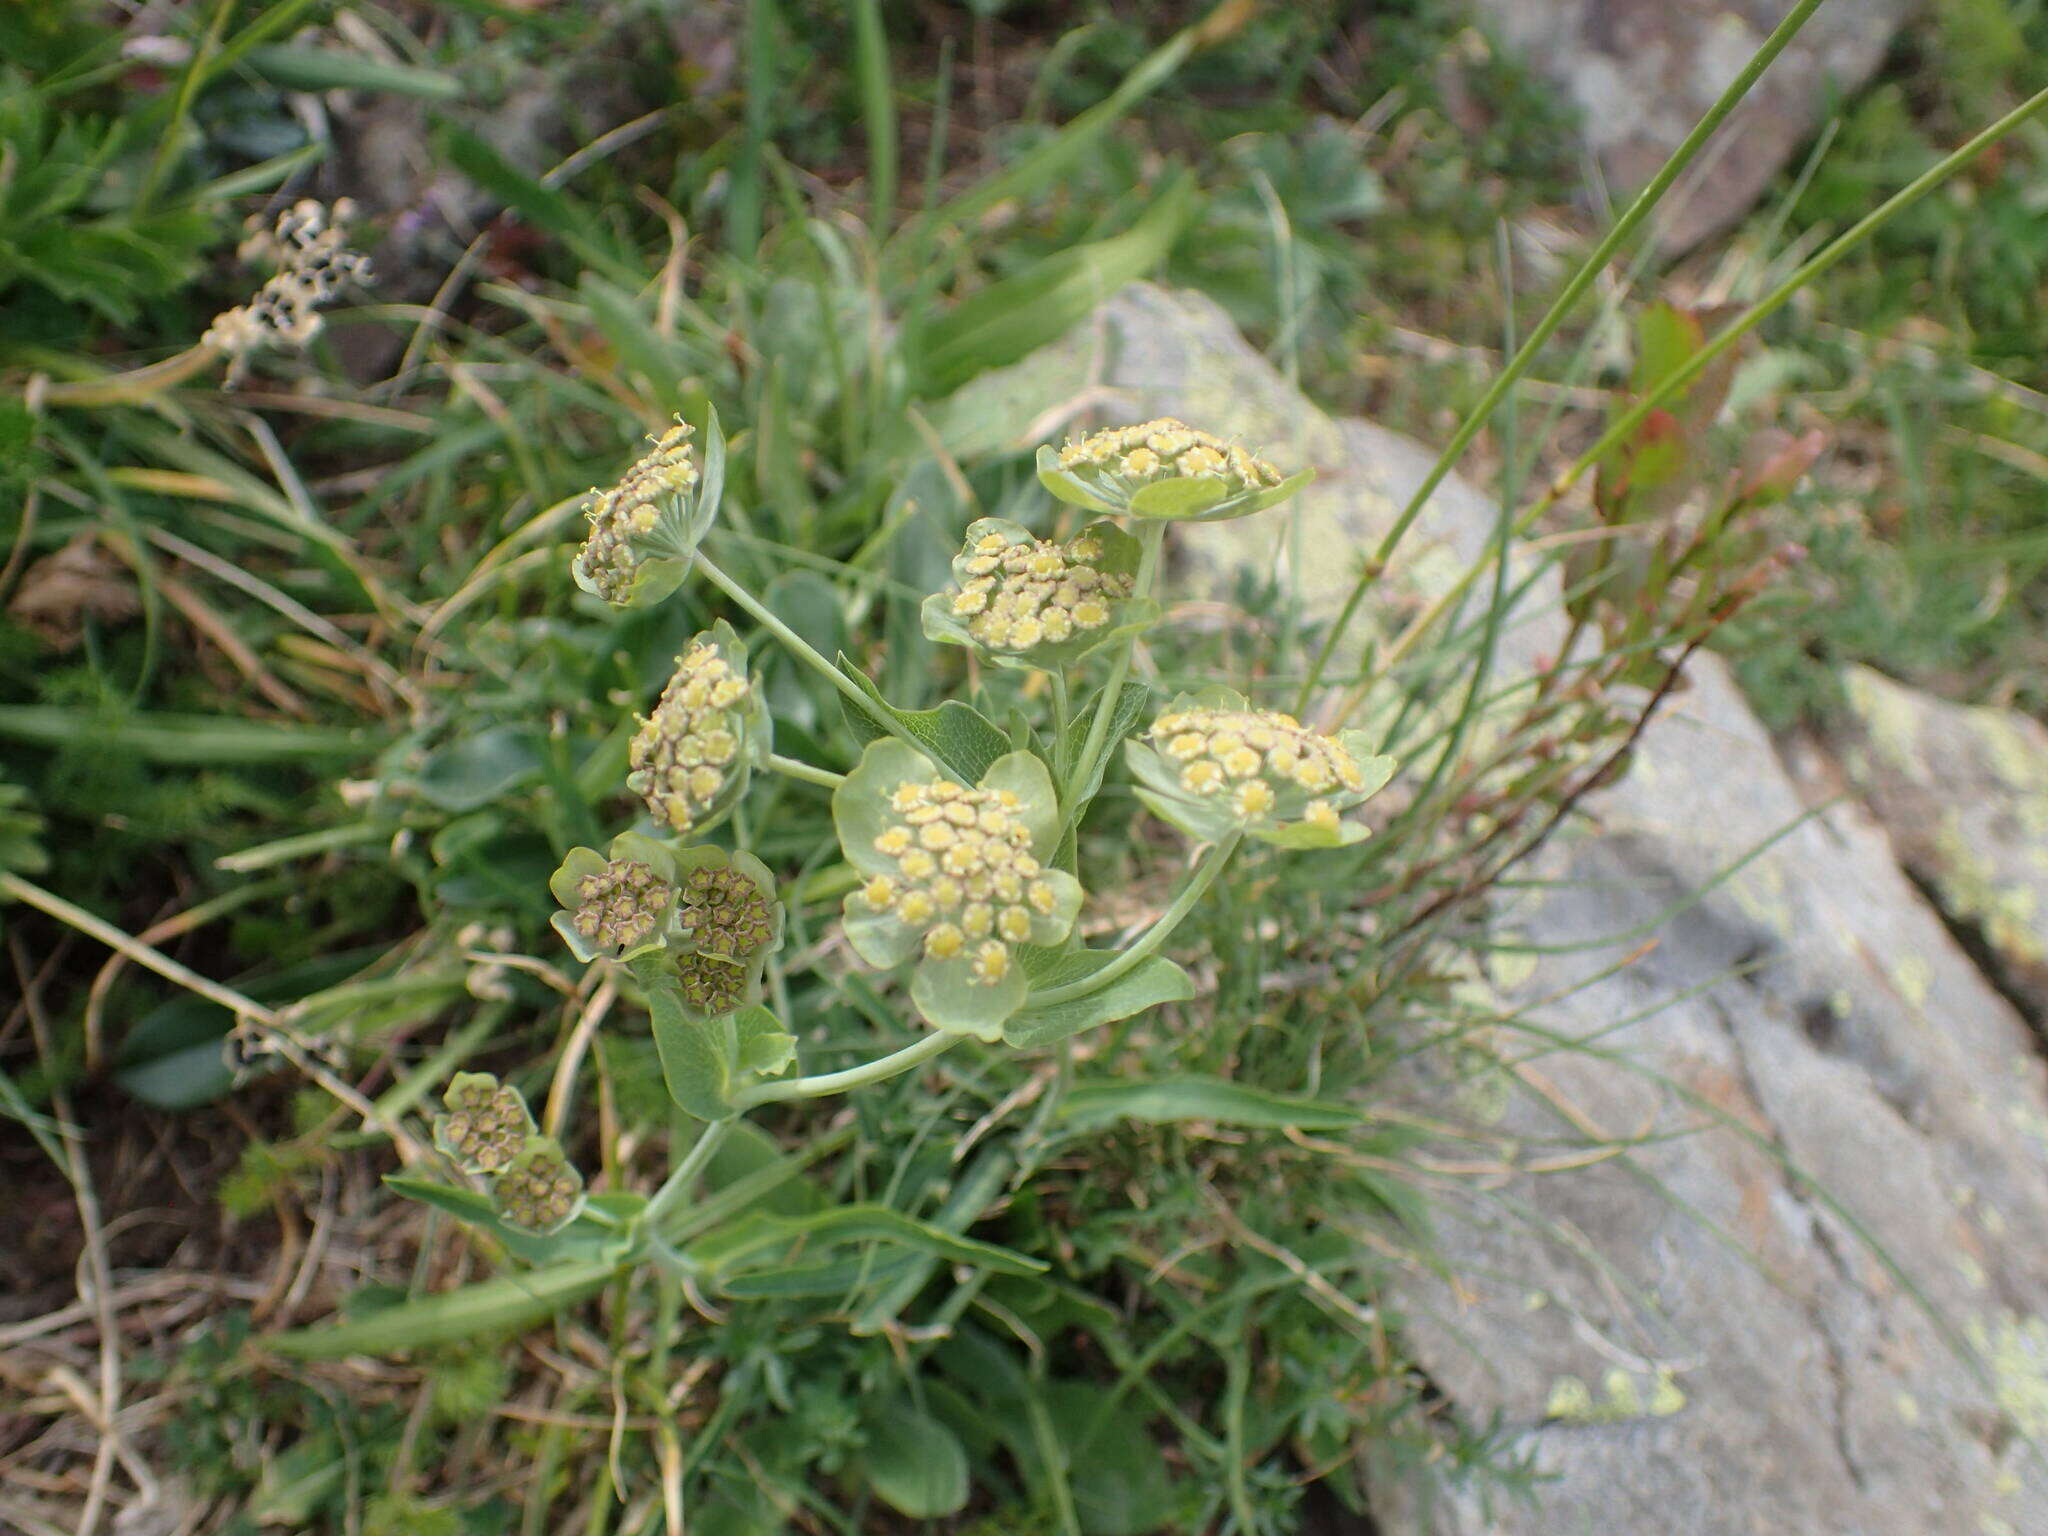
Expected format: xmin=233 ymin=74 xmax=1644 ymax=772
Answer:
xmin=397 ymin=407 xmax=1382 ymax=1260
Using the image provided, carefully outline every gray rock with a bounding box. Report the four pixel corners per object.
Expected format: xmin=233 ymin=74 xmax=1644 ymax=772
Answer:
xmin=1471 ymin=0 xmax=1914 ymax=249
xmin=1831 ymin=663 xmax=2048 ymax=1022
xmin=953 ymin=284 xmax=2048 ymax=1534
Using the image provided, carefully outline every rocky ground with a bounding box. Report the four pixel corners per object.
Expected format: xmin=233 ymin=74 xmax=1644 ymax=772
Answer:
xmin=963 ymin=282 xmax=2048 ymax=1535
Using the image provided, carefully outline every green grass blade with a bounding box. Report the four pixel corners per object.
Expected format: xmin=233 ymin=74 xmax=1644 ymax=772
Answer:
xmin=852 ymin=0 xmax=897 ymax=236
xmin=1295 ymin=0 xmax=1832 ymax=710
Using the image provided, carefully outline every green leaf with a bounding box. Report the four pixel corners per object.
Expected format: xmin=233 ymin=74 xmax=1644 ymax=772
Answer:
xmin=248 ymin=1435 xmax=348 ymax=1524
xmin=268 ymin=1258 xmax=618 ymax=1357
xmin=905 ymin=176 xmax=1196 ymax=397
xmin=1056 ymin=679 xmax=1153 ymax=809
xmin=651 ymin=996 xmax=794 ymax=1121
xmin=1045 ymin=1382 xmax=1174 ymax=1536
xmin=836 ymin=654 xmax=1010 ymax=783
xmin=862 ymin=1402 xmax=970 ymax=1518
xmin=382 ymin=1176 xmax=627 ymax=1265
xmin=0 ymin=707 xmax=370 ymax=764
xmin=243 ymin=44 xmax=464 ymax=99
xmin=413 ymin=725 xmax=544 ymax=812
xmin=1003 ymin=952 xmax=1194 ymax=1049
xmin=443 ymin=128 xmax=640 ymax=287
xmin=1058 ymin=1076 xmax=1367 ymax=1134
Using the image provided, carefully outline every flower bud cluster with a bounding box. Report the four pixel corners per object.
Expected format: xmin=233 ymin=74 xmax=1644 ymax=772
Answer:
xmin=433 ymin=1071 xmax=535 ymax=1175
xmin=1149 ymin=703 xmax=1370 ymax=832
xmin=950 ymin=528 xmax=1134 ymax=653
xmin=854 ymin=781 xmax=1060 ymax=988
xmin=491 ymin=1136 xmax=585 ymax=1234
xmin=628 ymin=637 xmax=754 ymax=835
xmin=202 ymin=200 xmax=371 ymax=369
xmin=573 ymin=422 xmax=700 ymax=604
xmin=567 ymin=857 xmax=674 ymax=955
xmin=1039 ymin=418 xmax=1309 ymax=523
xmin=1058 ymin=417 xmax=1283 ymax=494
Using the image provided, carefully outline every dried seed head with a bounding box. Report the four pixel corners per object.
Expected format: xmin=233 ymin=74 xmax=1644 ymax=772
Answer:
xmin=674 ymin=863 xmax=778 ymax=959
xmin=672 ymin=950 xmax=752 ymax=1017
xmin=567 ymin=857 xmax=674 ymax=955
xmin=573 ymin=422 xmax=700 ymax=604
xmin=433 ymin=1071 xmax=534 ymax=1175
xmin=627 ymin=639 xmax=755 ymax=834
xmin=491 ymin=1136 xmax=584 ymax=1234
xmin=202 ymin=200 xmax=371 ymax=376
xmin=854 ymin=779 xmax=1058 ymax=991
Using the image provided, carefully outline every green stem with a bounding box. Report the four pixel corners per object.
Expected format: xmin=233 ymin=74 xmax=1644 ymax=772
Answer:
xmin=731 ymin=1030 xmax=960 ymax=1109
xmin=696 ymin=553 xmax=964 ymax=781
xmin=644 ymin=1118 xmax=733 ymax=1227
xmin=1030 ymin=828 xmax=1243 ymax=1007
xmin=1321 ymin=82 xmax=2048 ymax=732
xmin=1063 ymin=521 xmax=1165 ymax=814
xmin=1292 ymin=0 xmax=1831 ymax=714
xmin=1551 ymin=81 xmax=2048 ymax=507
xmin=763 ymin=752 xmax=846 ymax=789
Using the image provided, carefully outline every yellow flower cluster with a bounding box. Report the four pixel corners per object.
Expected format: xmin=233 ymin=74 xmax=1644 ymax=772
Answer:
xmin=1057 ymin=417 xmax=1283 ymax=494
xmin=568 ymin=858 xmax=672 ymax=953
xmin=202 ymin=199 xmax=371 ymax=373
xmin=628 ymin=641 xmax=750 ymax=833
xmin=573 ymin=423 xmax=700 ymax=603
xmin=1150 ymin=705 xmax=1370 ymax=832
xmin=950 ymin=529 xmax=1133 ymax=652
xmin=855 ymin=781 xmax=1062 ymax=986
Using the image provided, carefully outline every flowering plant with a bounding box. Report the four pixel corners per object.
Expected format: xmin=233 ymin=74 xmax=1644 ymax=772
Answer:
xmin=389 ymin=406 xmax=1393 ymax=1339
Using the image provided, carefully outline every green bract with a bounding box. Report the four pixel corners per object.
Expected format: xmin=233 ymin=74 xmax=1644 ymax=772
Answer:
xmin=432 ymin=1071 xmax=534 ymax=1175
xmin=665 ymin=845 xmax=785 ymax=1021
xmin=1124 ymin=687 xmax=1394 ymax=848
xmin=920 ymin=516 xmax=1157 ymax=670
xmin=548 ymin=831 xmax=678 ymax=965
xmin=571 ymin=409 xmax=726 ymax=608
xmin=1037 ymin=417 xmax=1313 ymax=523
xmin=627 ymin=620 xmax=770 ymax=837
xmin=490 ymin=1134 xmax=585 ymax=1235
xmin=833 ymin=740 xmax=1082 ymax=1041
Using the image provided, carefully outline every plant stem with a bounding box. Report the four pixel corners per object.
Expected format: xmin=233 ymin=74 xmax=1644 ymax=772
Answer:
xmin=36 ymin=343 xmax=223 ymax=408
xmin=731 ymin=1030 xmax=960 ymax=1109
xmin=696 ymin=553 xmax=963 ymax=781
xmin=1293 ymin=0 xmax=1831 ymax=714
xmin=1030 ymin=828 xmax=1243 ymax=1007
xmin=1324 ymin=80 xmax=2048 ymax=729
xmin=1063 ymin=520 xmax=1165 ymax=813
xmin=644 ymin=1118 xmax=733 ymax=1227
xmin=0 ymin=870 xmax=276 ymax=1023
xmin=763 ymin=752 xmax=846 ymax=789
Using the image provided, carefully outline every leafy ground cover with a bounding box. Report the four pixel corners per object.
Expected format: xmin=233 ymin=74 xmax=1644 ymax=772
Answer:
xmin=2 ymin=3 xmax=2045 ymax=1533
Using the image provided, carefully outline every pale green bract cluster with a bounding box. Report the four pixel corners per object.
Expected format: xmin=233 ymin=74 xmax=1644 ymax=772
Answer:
xmin=1037 ymin=417 xmax=1313 ymax=522
xmin=834 ymin=743 xmax=1081 ymax=1039
xmin=572 ymin=411 xmax=726 ymax=609
xmin=627 ymin=621 xmax=768 ymax=837
xmin=921 ymin=516 xmax=1156 ymax=669
xmin=667 ymin=848 xmax=783 ymax=1021
xmin=433 ymin=1072 xmax=584 ymax=1234
xmin=548 ymin=831 xmax=677 ymax=964
xmin=491 ymin=1136 xmax=586 ymax=1234
xmin=1124 ymin=688 xmax=1395 ymax=849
